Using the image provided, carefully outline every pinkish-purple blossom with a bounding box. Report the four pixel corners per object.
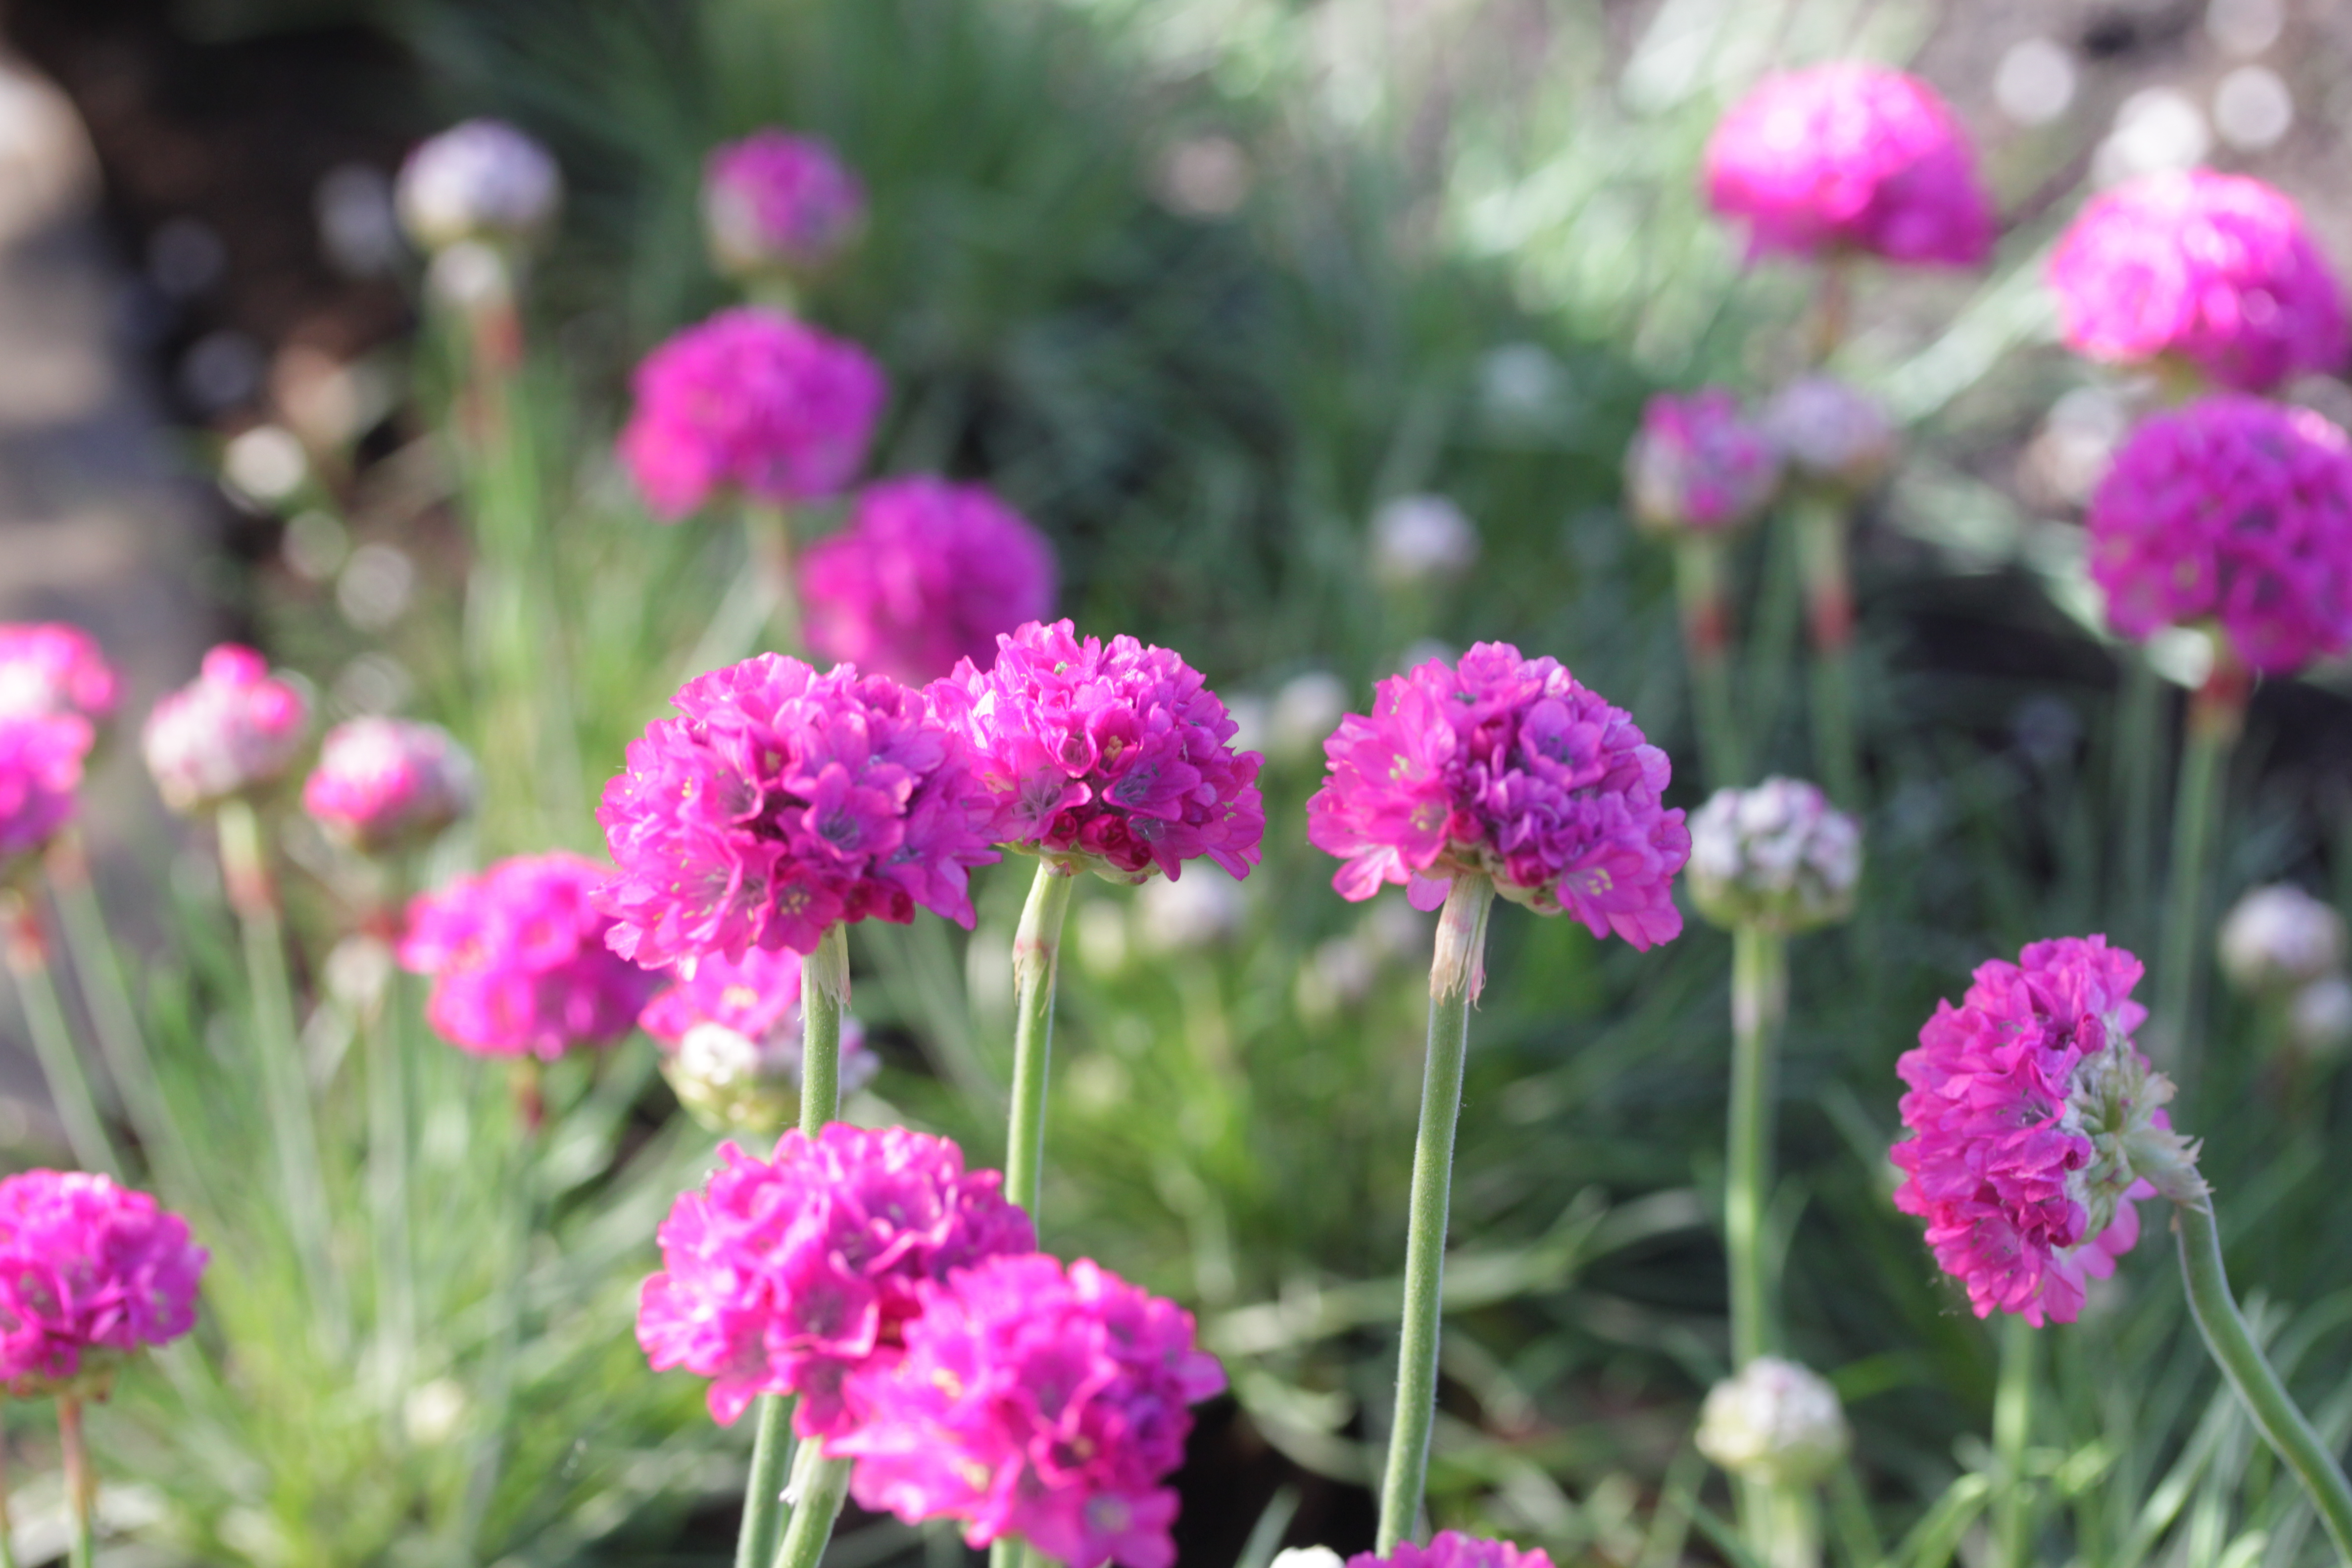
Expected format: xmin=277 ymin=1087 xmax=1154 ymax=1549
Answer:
xmin=594 ymin=655 xmax=1000 ymax=966
xmin=799 ymin=476 xmax=1059 ymax=685
xmin=1704 ymin=62 xmax=1994 ymax=268
xmin=832 ymin=1252 xmax=1225 ymax=1568
xmin=1625 ymin=389 xmax=1782 ymax=535
xmin=1306 ymin=644 xmax=1689 ymax=948
xmin=0 ymin=714 xmax=92 ymax=866
xmin=704 ymin=130 xmax=867 ymax=280
xmin=637 ymin=1125 xmax=1033 ymax=1435
xmin=0 ymin=1169 xmax=207 ymax=1397
xmin=302 ymin=717 xmax=477 ymax=852
xmin=141 ymin=644 xmax=311 ymax=814
xmin=2088 ymin=395 xmax=2352 ymax=676
xmin=617 ymin=307 xmax=886 ymax=521
xmin=1347 ymin=1534 xmax=1558 ymax=1568
xmin=934 ymin=619 xmax=1264 ymax=883
xmin=0 ymin=624 xmax=119 ymax=725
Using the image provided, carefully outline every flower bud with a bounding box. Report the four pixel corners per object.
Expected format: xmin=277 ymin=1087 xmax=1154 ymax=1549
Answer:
xmin=396 ymin=119 xmax=562 ymax=252
xmin=1270 ymin=1551 xmax=1346 ymax=1568
xmin=142 ymin=645 xmax=311 ymax=813
xmin=2218 ymin=884 xmax=2346 ymax=995
xmin=303 ymin=718 xmax=477 ymax=854
xmin=1696 ymin=1357 xmax=1850 ymax=1488
xmin=1625 ymin=389 xmax=1780 ymax=536
xmin=641 ymin=948 xmax=880 ymax=1136
xmin=1763 ymin=375 xmax=1897 ymax=492
xmin=703 ymin=130 xmax=867 ymax=283
xmin=2289 ymin=976 xmax=2352 ymax=1059
xmin=1686 ymin=778 xmax=1861 ymax=934
xmin=1371 ymin=494 xmax=1480 ymax=587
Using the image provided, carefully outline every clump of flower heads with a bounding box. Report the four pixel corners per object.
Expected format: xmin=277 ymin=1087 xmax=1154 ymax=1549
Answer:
xmin=2218 ymin=884 xmax=2346 ymax=996
xmin=141 ymin=645 xmax=311 ymax=814
xmin=1891 ymin=936 xmax=2202 ymax=1325
xmin=1306 ymin=643 xmax=1689 ymax=947
xmin=833 ymin=1253 xmax=1225 ymax=1568
xmin=934 ymin=620 xmax=1265 ymax=884
xmin=704 ymin=129 xmax=867 ymax=283
xmin=2050 ymin=169 xmax=2346 ymax=394
xmin=0 ymin=624 xmax=118 ymax=725
xmin=1626 ymin=390 xmax=1782 ymax=535
xmin=0 ymin=714 xmax=92 ymax=870
xmin=799 ymin=476 xmax=1059 ymax=685
xmin=1696 ymin=1357 xmax=1851 ymax=1487
xmin=638 ymin=1125 xmax=1033 ymax=1435
xmin=596 ymin=655 xmax=1000 ymax=966
xmin=639 ymin=946 xmax=880 ymax=1134
xmin=0 ymin=1170 xmax=207 ymax=1397
xmin=302 ymin=718 xmax=478 ymax=854
xmin=1686 ymin=778 xmax=1862 ymax=934
xmin=617 ymin=307 xmax=887 ymax=521
xmin=1764 ymin=375 xmax=1897 ymax=493
xmin=1340 ymin=1534 xmax=1557 ymax=1568
xmin=395 ymin=118 xmax=562 ymax=252
xmin=2087 ymin=395 xmax=2352 ymax=676
xmin=1703 ymin=62 xmax=1994 ymax=268
xmin=398 ymin=852 xmax=660 ymax=1059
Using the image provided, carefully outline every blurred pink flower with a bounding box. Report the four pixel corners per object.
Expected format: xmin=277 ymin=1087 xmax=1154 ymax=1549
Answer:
xmin=1704 ymin=62 xmax=1993 ymax=267
xmin=1348 ymin=1535 xmax=1556 ymax=1568
xmin=637 ymin=1125 xmax=1033 ymax=1434
xmin=2088 ymin=395 xmax=2352 ymax=675
xmin=0 ymin=624 xmax=119 ymax=724
xmin=704 ymin=130 xmax=867 ymax=280
xmin=302 ymin=717 xmax=476 ymax=852
xmin=1306 ymin=643 xmax=1689 ymax=947
xmin=2050 ymin=170 xmax=2346 ymax=393
xmin=398 ymin=852 xmax=659 ymax=1059
xmin=617 ymin=307 xmax=886 ymax=520
xmin=594 ymin=655 xmax=999 ymax=966
xmin=1625 ymin=389 xmax=1781 ymax=534
xmin=800 ymin=477 xmax=1058 ymax=684
xmin=934 ymin=619 xmax=1263 ymax=883
xmin=0 ymin=714 xmax=92 ymax=866
xmin=141 ymin=645 xmax=311 ymax=813
xmin=0 ymin=1169 xmax=207 ymax=1397
xmin=833 ymin=1253 xmax=1225 ymax=1568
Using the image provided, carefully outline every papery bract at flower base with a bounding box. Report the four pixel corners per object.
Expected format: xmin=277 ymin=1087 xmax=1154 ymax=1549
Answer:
xmin=1704 ymin=62 xmax=1994 ymax=268
xmin=637 ymin=1126 xmax=1033 ymax=1436
xmin=141 ymin=644 xmax=312 ymax=814
xmin=397 ymin=852 xmax=659 ymax=1059
xmin=2050 ymin=169 xmax=2347 ymax=393
xmin=2087 ymin=395 xmax=2352 ymax=676
xmin=0 ymin=624 xmax=119 ymax=725
xmin=1343 ymin=1532 xmax=1557 ymax=1568
xmin=0 ymin=713 xmax=93 ymax=869
xmin=832 ymin=1253 xmax=1225 ymax=1568
xmin=0 ymin=1169 xmax=207 ymax=1398
xmin=935 ymin=619 xmax=1264 ymax=884
xmin=1891 ymin=936 xmax=2202 ymax=1325
xmin=639 ymin=946 xmax=880 ymax=1134
xmin=594 ymin=654 xmax=999 ymax=966
xmin=799 ymin=476 xmax=1058 ymax=685
xmin=616 ymin=307 xmax=886 ymax=521
xmin=301 ymin=717 xmax=477 ymax=853
xmin=395 ymin=118 xmax=562 ymax=252
xmin=1625 ymin=389 xmax=1780 ymax=536
xmin=1306 ymin=643 xmax=1688 ymax=947
xmin=704 ymin=130 xmax=867 ymax=281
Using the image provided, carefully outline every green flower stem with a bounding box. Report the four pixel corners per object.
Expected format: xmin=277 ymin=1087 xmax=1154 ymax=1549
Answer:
xmin=1795 ymin=497 xmax=1861 ymax=810
xmin=1992 ymin=1313 xmax=2037 ymax=1568
xmin=1005 ymin=863 xmax=1078 ymax=1223
xmin=746 ymin=501 xmax=801 ymax=654
xmin=2112 ymin=652 xmax=2162 ymax=943
xmin=45 ymin=845 xmax=181 ymax=1178
xmin=2174 ymin=1196 xmax=2352 ymax=1562
xmin=1726 ymin=926 xmax=1788 ymax=1370
xmin=736 ymin=1395 xmax=798 ymax=1568
xmin=2153 ymin=660 xmax=2246 ymax=1082
xmin=367 ymin=962 xmax=417 ymax=1415
xmin=57 ymin=1396 xmax=93 ymax=1568
xmin=773 ymin=1448 xmax=854 ymax=1568
xmin=1 ymin=897 xmax=119 ymax=1178
xmin=0 ymin=1404 xmax=16 ymax=1568
xmin=1675 ymin=538 xmax=1746 ymax=790
xmin=800 ymin=922 xmax=851 ymax=1136
xmin=1376 ymin=872 xmax=1497 ymax=1554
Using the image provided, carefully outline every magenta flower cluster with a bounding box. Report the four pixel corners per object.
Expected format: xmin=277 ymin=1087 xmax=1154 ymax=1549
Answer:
xmin=2050 ymin=170 xmax=2347 ymax=394
xmin=0 ymin=1170 xmax=207 ymax=1397
xmin=639 ymin=944 xmax=809 ymax=1049
xmin=1891 ymin=937 xmax=2170 ymax=1326
xmin=302 ymin=717 xmax=477 ymax=852
xmin=1703 ymin=62 xmax=1994 ymax=268
xmin=596 ymin=655 xmax=1000 ymax=965
xmin=617 ymin=307 xmax=887 ymax=520
xmin=936 ymin=619 xmax=1265 ymax=883
xmin=799 ymin=477 xmax=1059 ymax=685
xmin=0 ymin=623 xmax=119 ymax=724
xmin=1347 ymin=1534 xmax=1557 ymax=1568
xmin=2087 ymin=394 xmax=2352 ymax=675
xmin=0 ymin=713 xmax=92 ymax=867
xmin=835 ymin=1253 xmax=1226 ymax=1568
xmin=704 ymin=129 xmax=867 ymax=280
xmin=398 ymin=852 xmax=660 ymax=1059
xmin=140 ymin=644 xmax=311 ymax=814
xmin=637 ymin=1125 xmax=1034 ymax=1434
xmin=1624 ymin=389 xmax=1782 ymax=535
xmin=1306 ymin=644 xmax=1689 ymax=947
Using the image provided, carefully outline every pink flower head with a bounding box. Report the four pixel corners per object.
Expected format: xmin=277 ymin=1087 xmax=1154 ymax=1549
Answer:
xmin=0 ymin=714 xmax=93 ymax=867
xmin=1625 ymin=390 xmax=1782 ymax=535
xmin=636 ymin=1125 xmax=1034 ymax=1435
xmin=704 ymin=130 xmax=868 ymax=281
xmin=141 ymin=644 xmax=311 ymax=813
xmin=0 ymin=1169 xmax=207 ymax=1397
xmin=1891 ymin=936 xmax=2200 ymax=1326
xmin=1704 ymin=62 xmax=1994 ymax=268
xmin=595 ymin=655 xmax=1000 ymax=966
xmin=1306 ymin=644 xmax=1689 ymax=947
xmin=397 ymin=852 xmax=660 ymax=1059
xmin=1347 ymin=1534 xmax=1557 ymax=1568
xmin=639 ymin=946 xmax=880 ymax=1132
xmin=0 ymin=624 xmax=119 ymax=725
xmin=301 ymin=718 xmax=477 ymax=852
xmin=800 ymin=477 xmax=1059 ymax=685
xmin=617 ymin=307 xmax=887 ymax=521
xmin=2050 ymin=170 xmax=2347 ymax=393
xmin=934 ymin=620 xmax=1264 ymax=883
xmin=832 ymin=1253 xmax=1226 ymax=1568
xmin=2087 ymin=395 xmax=2352 ymax=675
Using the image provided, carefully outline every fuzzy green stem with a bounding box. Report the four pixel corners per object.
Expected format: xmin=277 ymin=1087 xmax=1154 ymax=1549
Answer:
xmin=1005 ymin=864 xmax=1077 ymax=1222
xmin=57 ymin=1397 xmax=93 ymax=1568
xmin=2152 ymin=667 xmax=2244 ymax=1080
xmin=1727 ymin=927 xmax=1788 ymax=1370
xmin=774 ymin=1452 xmax=853 ymax=1568
xmin=735 ymin=1395 xmax=798 ymax=1568
xmin=2174 ymin=1197 xmax=2352 ymax=1562
xmin=1992 ymin=1313 xmax=2037 ymax=1568
xmin=2 ymin=899 xmax=119 ymax=1177
xmin=800 ymin=922 xmax=851 ymax=1136
xmin=1676 ymin=538 xmax=1746 ymax=789
xmin=1376 ymin=872 xmax=1496 ymax=1553
xmin=1796 ymin=499 xmax=1861 ymax=810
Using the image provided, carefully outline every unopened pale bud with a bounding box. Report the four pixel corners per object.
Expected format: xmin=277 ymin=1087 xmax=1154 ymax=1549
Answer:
xmin=2218 ymin=884 xmax=2346 ymax=995
xmin=1696 ymin=1357 xmax=1849 ymax=1487
xmin=2289 ymin=976 xmax=2352 ymax=1058
xmin=1372 ymin=493 xmax=1480 ymax=586
xmin=1687 ymin=778 xmax=1861 ymax=934
xmin=396 ymin=119 xmax=561 ymax=252
xmin=661 ymin=1016 xmax=879 ymax=1139
xmin=1764 ymin=375 xmax=1897 ymax=491
xmin=1625 ymin=389 xmax=1780 ymax=536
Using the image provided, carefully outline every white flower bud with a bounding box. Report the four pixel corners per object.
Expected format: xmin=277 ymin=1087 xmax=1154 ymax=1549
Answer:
xmin=660 ymin=1016 xmax=879 ymax=1139
xmin=1686 ymin=778 xmax=1862 ymax=934
xmin=1372 ymin=494 xmax=1480 ymax=587
xmin=2289 ymin=976 xmax=2352 ymax=1059
xmin=396 ymin=119 xmax=561 ymax=252
xmin=1269 ymin=1550 xmax=1345 ymax=1568
xmin=1696 ymin=1357 xmax=1850 ymax=1488
xmin=2218 ymin=884 xmax=2346 ymax=995
xmin=1763 ymin=375 xmax=1898 ymax=491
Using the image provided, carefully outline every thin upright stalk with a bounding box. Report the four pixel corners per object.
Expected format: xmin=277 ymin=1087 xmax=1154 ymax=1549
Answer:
xmin=45 ymin=842 xmax=177 ymax=1172
xmin=2152 ymin=658 xmax=2247 ymax=1080
xmin=1 ymin=897 xmax=119 ymax=1177
xmin=56 ymin=1397 xmax=92 ymax=1568
xmin=746 ymin=501 xmax=801 ymax=654
xmin=2112 ymin=653 xmax=2163 ymax=945
xmin=1376 ymin=873 xmax=1496 ymax=1554
xmin=2174 ymin=1197 xmax=2352 ymax=1561
xmin=1675 ymin=539 xmax=1746 ymax=789
xmin=1992 ymin=1314 xmax=2037 ymax=1568
xmin=773 ymin=1445 xmax=853 ymax=1568
xmin=1795 ymin=498 xmax=1861 ymax=810
xmin=1005 ymin=863 xmax=1077 ymax=1221
xmin=736 ymin=1396 xmax=798 ymax=1568
xmin=1726 ymin=926 xmax=1788 ymax=1369
xmin=0 ymin=1402 xmax=16 ymax=1568
xmin=366 ymin=959 xmax=417 ymax=1414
